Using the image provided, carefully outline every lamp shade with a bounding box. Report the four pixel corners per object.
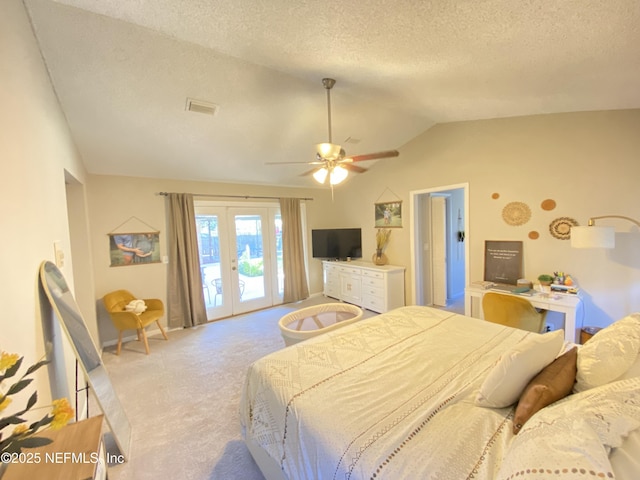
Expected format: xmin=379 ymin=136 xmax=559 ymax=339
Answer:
xmin=570 ymin=225 xmax=615 ymax=248
xmin=329 ymin=165 xmax=348 ymax=185
xmin=312 ymin=168 xmax=328 ymax=184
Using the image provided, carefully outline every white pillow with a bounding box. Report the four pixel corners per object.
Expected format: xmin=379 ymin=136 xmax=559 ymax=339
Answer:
xmin=476 ymin=329 xmax=564 ymax=408
xmin=617 ymin=352 xmax=640 ymax=381
xmin=575 ymin=314 xmax=640 ymax=392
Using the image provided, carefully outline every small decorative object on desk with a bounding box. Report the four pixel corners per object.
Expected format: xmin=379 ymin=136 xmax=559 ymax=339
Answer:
xmin=373 ymin=228 xmax=391 ymax=265
xmin=537 ymin=274 xmax=554 ymax=286
xmin=550 ymin=271 xmax=579 ymax=294
xmin=0 ymin=351 xmax=74 ymax=456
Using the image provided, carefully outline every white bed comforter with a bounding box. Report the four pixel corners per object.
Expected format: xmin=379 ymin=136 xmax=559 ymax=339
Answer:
xmin=240 ymin=306 xmax=640 ymax=480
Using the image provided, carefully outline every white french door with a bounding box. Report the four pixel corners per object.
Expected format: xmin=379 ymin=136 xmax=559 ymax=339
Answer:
xmin=195 ymin=202 xmax=283 ymax=319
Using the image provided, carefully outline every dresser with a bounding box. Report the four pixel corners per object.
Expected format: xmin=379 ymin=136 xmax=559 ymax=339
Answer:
xmin=322 ymin=260 xmax=405 ymax=313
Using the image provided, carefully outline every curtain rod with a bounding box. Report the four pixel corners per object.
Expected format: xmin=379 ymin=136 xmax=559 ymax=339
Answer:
xmin=157 ymin=192 xmax=313 ymax=201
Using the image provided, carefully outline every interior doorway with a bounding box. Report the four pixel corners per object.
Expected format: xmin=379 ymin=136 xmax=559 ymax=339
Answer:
xmin=410 ymin=183 xmax=469 ymax=308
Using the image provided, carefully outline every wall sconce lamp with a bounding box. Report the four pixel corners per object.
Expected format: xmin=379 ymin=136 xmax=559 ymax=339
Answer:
xmin=571 ymin=215 xmax=640 ymax=248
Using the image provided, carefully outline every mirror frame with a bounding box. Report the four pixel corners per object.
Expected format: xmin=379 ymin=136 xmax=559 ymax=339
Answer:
xmin=39 ymin=261 xmax=131 ymax=460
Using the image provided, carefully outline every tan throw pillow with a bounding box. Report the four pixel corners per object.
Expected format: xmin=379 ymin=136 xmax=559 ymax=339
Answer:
xmin=476 ymin=329 xmax=564 ymax=408
xmin=513 ymin=346 xmax=577 ymax=434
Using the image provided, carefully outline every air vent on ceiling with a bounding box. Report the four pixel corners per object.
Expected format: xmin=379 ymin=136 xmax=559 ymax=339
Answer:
xmin=185 ymin=98 xmax=218 ymax=116
xmin=344 ymin=136 xmax=361 ymax=144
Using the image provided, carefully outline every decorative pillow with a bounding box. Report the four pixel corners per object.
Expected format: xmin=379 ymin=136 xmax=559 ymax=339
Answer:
xmin=476 ymin=329 xmax=564 ymax=408
xmin=513 ymin=346 xmax=577 ymax=434
xmin=617 ymin=352 xmax=640 ymax=380
xmin=574 ymin=313 xmax=640 ymax=392
xmin=498 ymin=377 xmax=640 ymax=480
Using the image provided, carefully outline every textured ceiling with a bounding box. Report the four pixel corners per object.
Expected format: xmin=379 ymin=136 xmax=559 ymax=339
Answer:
xmin=24 ymin=0 xmax=640 ymax=187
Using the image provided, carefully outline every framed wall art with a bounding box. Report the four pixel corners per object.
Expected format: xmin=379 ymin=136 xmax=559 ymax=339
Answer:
xmin=374 ymin=201 xmax=402 ymax=228
xmin=109 ymin=232 xmax=160 ymax=266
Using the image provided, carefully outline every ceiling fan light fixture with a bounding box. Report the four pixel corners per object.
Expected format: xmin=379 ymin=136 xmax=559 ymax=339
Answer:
xmin=312 ymin=167 xmax=329 ymax=184
xmin=316 ymin=142 xmax=342 ymax=161
xmin=330 ymin=165 xmax=348 ymax=185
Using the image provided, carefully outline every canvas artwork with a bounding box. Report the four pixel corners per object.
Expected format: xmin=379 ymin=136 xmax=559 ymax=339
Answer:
xmin=109 ymin=232 xmax=160 ymax=266
xmin=374 ymin=201 xmax=402 ymax=228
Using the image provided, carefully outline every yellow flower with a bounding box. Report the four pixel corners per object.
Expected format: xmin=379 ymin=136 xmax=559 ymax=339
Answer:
xmin=12 ymin=424 xmax=28 ymax=435
xmin=50 ymin=398 xmax=74 ymax=430
xmin=0 ymin=396 xmax=12 ymax=412
xmin=0 ymin=351 xmax=20 ymax=371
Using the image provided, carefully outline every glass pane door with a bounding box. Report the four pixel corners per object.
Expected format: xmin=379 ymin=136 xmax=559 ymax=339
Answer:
xmin=196 ymin=202 xmax=291 ymax=320
xmin=229 ymin=208 xmax=272 ymax=314
xmin=196 ymin=208 xmax=232 ymax=319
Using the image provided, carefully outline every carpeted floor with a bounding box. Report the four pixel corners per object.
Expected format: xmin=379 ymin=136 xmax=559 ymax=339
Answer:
xmin=102 ymin=296 xmax=376 ymax=480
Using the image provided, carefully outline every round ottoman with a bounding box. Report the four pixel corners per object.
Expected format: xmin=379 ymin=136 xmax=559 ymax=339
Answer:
xmin=278 ymin=303 xmax=364 ymax=346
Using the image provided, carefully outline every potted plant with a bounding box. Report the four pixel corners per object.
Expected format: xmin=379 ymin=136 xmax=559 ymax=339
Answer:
xmin=537 ymin=274 xmax=554 ymax=286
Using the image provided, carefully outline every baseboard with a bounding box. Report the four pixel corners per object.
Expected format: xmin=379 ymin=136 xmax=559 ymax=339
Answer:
xmin=101 ymin=327 xmax=167 ymax=348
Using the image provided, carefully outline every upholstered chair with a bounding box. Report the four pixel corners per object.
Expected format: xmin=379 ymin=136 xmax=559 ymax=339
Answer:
xmin=102 ymin=289 xmax=168 ymax=355
xmin=482 ymin=292 xmax=547 ymax=333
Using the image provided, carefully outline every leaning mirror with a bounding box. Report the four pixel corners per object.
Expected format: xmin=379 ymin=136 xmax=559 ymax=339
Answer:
xmin=39 ymin=261 xmax=131 ymax=460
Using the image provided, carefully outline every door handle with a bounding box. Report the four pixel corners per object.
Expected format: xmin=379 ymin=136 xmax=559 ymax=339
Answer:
xmin=232 ymin=267 xmax=237 ymax=271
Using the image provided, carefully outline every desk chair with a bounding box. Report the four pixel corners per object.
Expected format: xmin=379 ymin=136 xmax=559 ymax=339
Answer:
xmin=482 ymin=292 xmax=547 ymax=333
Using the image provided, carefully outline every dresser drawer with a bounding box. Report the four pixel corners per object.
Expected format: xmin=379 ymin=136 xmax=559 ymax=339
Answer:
xmin=339 ymin=266 xmax=362 ymax=276
xmin=362 ymin=294 xmax=384 ymax=312
xmin=362 ymin=277 xmax=384 ymax=289
xmin=361 ymin=269 xmax=384 ymax=280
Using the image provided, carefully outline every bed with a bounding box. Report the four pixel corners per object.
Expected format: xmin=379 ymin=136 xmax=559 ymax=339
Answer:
xmin=240 ymin=306 xmax=640 ymax=480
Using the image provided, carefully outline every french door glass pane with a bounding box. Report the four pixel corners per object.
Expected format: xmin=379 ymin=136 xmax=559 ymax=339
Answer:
xmin=235 ymin=214 xmax=264 ymax=301
xmin=275 ymin=214 xmax=283 ymax=296
xmin=196 ymin=215 xmax=220 ymax=307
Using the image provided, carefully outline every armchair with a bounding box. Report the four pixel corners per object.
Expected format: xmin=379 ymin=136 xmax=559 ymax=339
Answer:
xmin=102 ymin=289 xmax=168 ymax=355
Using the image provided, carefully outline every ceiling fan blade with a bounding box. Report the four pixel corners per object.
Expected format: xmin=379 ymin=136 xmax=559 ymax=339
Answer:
xmin=265 ymin=161 xmax=324 ymax=165
xmin=342 ymin=164 xmax=368 ymax=173
xmin=346 ymin=150 xmax=400 ymax=163
xmin=300 ymin=167 xmax=320 ymax=177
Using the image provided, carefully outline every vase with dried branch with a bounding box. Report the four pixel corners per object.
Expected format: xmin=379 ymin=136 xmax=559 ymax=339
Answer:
xmin=373 ymin=228 xmax=392 ymax=265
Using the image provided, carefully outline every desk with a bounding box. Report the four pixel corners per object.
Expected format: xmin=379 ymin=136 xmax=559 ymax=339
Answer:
xmin=465 ymin=286 xmax=583 ymax=343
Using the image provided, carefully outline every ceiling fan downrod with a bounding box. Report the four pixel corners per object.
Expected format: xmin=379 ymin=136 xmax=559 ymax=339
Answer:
xmin=322 ymin=78 xmax=336 ymax=143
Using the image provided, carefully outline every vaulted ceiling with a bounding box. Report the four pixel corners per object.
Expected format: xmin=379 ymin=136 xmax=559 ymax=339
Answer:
xmin=24 ymin=0 xmax=640 ymax=187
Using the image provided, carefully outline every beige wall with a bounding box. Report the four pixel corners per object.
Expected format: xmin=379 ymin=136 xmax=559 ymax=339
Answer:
xmin=1 ymin=0 xmax=91 ymax=406
xmin=331 ymin=109 xmax=640 ymax=327
xmin=86 ymin=174 xmax=334 ymax=343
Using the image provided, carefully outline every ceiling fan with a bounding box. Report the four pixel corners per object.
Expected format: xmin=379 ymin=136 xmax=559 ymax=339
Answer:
xmin=269 ymin=78 xmax=399 ymax=185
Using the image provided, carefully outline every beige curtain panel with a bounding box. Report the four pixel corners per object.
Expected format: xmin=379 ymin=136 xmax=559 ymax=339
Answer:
xmin=279 ymin=198 xmax=310 ymax=303
xmin=166 ymin=193 xmax=207 ymax=327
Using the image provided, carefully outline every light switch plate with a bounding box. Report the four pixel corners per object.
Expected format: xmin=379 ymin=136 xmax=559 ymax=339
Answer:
xmin=53 ymin=241 xmax=65 ymax=267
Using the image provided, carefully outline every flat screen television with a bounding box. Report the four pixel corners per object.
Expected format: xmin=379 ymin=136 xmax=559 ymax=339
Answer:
xmin=311 ymin=228 xmax=362 ymax=260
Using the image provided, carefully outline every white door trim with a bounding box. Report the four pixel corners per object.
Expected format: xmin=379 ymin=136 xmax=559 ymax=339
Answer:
xmin=409 ymin=183 xmax=470 ymax=306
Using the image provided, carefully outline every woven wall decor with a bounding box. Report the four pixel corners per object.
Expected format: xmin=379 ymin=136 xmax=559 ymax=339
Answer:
xmin=528 ymin=231 xmax=540 ymax=239
xmin=541 ymin=199 xmax=557 ymax=211
xmin=502 ymin=201 xmax=532 ymax=226
xmin=491 ymin=193 xmax=500 ymax=199
xmin=549 ymin=217 xmax=579 ymax=240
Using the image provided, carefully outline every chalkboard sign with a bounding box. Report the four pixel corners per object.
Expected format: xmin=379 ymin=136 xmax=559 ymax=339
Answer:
xmin=484 ymin=240 xmax=523 ymax=285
